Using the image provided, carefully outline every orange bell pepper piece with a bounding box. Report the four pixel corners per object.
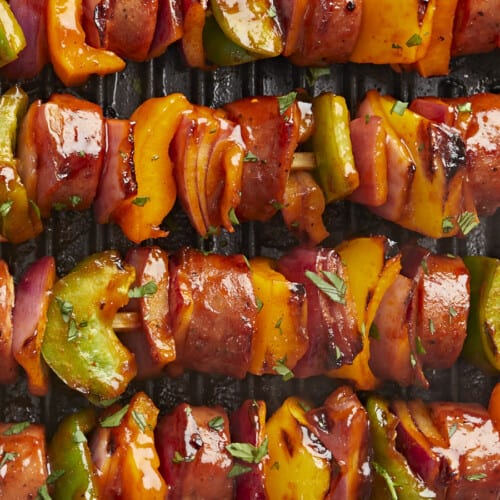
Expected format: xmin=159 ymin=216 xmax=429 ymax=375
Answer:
xmin=248 ymin=257 xmax=308 ymax=375
xmin=114 ymin=94 xmax=193 ymax=243
xmin=281 ymin=170 xmax=329 ymax=245
xmin=350 ymin=0 xmax=436 ymax=64
xmin=47 ymin=0 xmax=126 ymax=87
xmin=410 ymin=0 xmax=459 ymax=77
xmin=96 ymin=392 xmax=168 ymax=499
xmin=329 ymin=237 xmax=401 ymax=390
xmin=490 ymin=383 xmax=500 ymax=433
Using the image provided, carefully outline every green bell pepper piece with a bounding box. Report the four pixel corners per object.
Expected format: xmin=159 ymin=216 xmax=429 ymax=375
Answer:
xmin=42 ymin=251 xmax=137 ymax=404
xmin=0 ymin=86 xmax=28 ymax=165
xmin=462 ymin=256 xmax=500 ymax=373
xmin=48 ymin=408 xmax=99 ymax=500
xmin=210 ymin=0 xmax=283 ymax=57
xmin=203 ymin=14 xmax=261 ymax=66
xmin=0 ymin=0 xmax=26 ymax=68
xmin=311 ymin=93 xmax=359 ymax=203
xmin=0 ymin=86 xmax=42 ymax=244
xmin=366 ymin=395 xmax=436 ymax=499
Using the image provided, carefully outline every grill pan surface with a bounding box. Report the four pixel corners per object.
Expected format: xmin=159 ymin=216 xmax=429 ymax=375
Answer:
xmin=0 ymin=47 xmax=499 ymax=437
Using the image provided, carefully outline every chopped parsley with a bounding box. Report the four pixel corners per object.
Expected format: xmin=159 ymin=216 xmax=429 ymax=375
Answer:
xmin=67 ymin=319 xmax=80 ymax=342
xmin=274 ymin=316 xmax=283 ymax=335
xmin=448 ymin=422 xmax=457 ymax=438
xmin=306 ymin=67 xmax=331 ymax=86
xmin=457 ymin=211 xmax=479 ymax=235
xmin=226 ymin=437 xmax=268 ymax=464
xmin=2 ymin=421 xmax=30 ymax=435
xmin=410 ymin=353 xmax=417 ymax=368
xmin=208 ymin=416 xmax=225 ymax=432
xmin=69 ymin=195 xmax=81 ymax=207
xmin=369 ymin=323 xmax=380 ymax=340
xmin=421 ymin=259 xmax=429 ymax=275
xmin=442 ymin=216 xmax=455 ymax=234
xmin=72 ymin=430 xmax=87 ymax=443
xmin=457 ymin=102 xmax=472 ymax=113
xmin=0 ymin=451 xmax=17 ymax=468
xmin=228 ymin=207 xmax=239 ymax=226
xmin=278 ymin=91 xmax=298 ymax=116
xmin=30 ymin=199 xmax=41 ymax=219
xmin=132 ymin=410 xmax=147 ymax=432
xmin=0 ymin=200 xmax=13 ymax=217
xmin=128 ymin=281 xmax=158 ymax=298
xmin=132 ymin=197 xmax=150 ymax=207
xmin=390 ymin=100 xmax=409 ymax=116
xmin=406 ymin=33 xmax=423 ymax=47
xmin=466 ymin=473 xmax=487 ymax=482
xmin=172 ymin=451 xmax=195 ymax=464
xmin=55 ymin=298 xmax=73 ymax=323
xmin=267 ymin=5 xmax=277 ymax=17
xmin=305 ymin=270 xmax=347 ymax=305
xmin=228 ymin=463 xmax=252 ymax=478
xmin=415 ymin=336 xmax=427 ymax=354
xmin=244 ymin=151 xmax=259 ymax=162
xmin=100 ymin=404 xmax=130 ymax=428
xmin=255 ymin=296 xmax=264 ymax=313
xmin=429 ymin=318 xmax=435 ymax=335
xmin=273 ymin=358 xmax=294 ymax=381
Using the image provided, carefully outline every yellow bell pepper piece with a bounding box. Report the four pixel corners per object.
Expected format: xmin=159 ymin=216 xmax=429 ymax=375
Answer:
xmin=411 ymin=0 xmax=459 ymax=76
xmin=114 ymin=94 xmax=193 ymax=243
xmin=350 ymin=0 xmax=436 ymax=64
xmin=378 ymin=94 xmax=465 ymax=238
xmin=248 ymin=257 xmax=308 ymax=375
xmin=265 ymin=396 xmax=331 ymax=498
xmin=329 ymin=237 xmax=401 ymax=389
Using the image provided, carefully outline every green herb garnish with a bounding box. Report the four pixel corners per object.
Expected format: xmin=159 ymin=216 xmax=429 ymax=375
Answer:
xmin=305 ymin=270 xmax=347 ymax=305
xmin=100 ymin=404 xmax=130 ymax=428
xmin=128 ymin=281 xmax=158 ymax=298
xmin=208 ymin=416 xmax=225 ymax=432
xmin=390 ymin=100 xmax=409 ymax=116
xmin=273 ymin=358 xmax=294 ymax=381
xmin=457 ymin=211 xmax=479 ymax=235
xmin=132 ymin=197 xmax=150 ymax=207
xmin=278 ymin=91 xmax=298 ymax=115
xmin=2 ymin=421 xmax=30 ymax=435
xmin=0 ymin=200 xmax=13 ymax=217
xmin=406 ymin=33 xmax=422 ymax=47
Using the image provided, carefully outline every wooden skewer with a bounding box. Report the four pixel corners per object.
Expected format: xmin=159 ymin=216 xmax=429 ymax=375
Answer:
xmin=292 ymin=152 xmax=316 ymax=170
xmin=113 ymin=312 xmax=141 ymax=332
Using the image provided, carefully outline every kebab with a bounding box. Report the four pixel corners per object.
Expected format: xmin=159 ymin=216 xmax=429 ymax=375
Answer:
xmin=3 ymin=235 xmax=496 ymax=406
xmin=1 ymin=383 xmax=499 ymax=498
xmin=1 ymin=0 xmax=499 ymax=85
xmin=2 ymin=86 xmax=499 ymax=244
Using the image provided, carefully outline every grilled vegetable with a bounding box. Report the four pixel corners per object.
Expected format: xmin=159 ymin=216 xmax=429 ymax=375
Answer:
xmin=462 ymin=256 xmax=500 ymax=372
xmin=46 ymin=0 xmax=125 ymax=87
xmin=41 ymin=251 xmax=137 ymax=404
xmin=0 ymin=0 xmax=26 ymax=68
xmin=48 ymin=407 xmax=100 ymax=499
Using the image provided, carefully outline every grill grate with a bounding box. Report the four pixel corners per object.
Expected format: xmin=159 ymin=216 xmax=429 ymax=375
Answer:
xmin=1 ymin=47 xmax=500 ymax=435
